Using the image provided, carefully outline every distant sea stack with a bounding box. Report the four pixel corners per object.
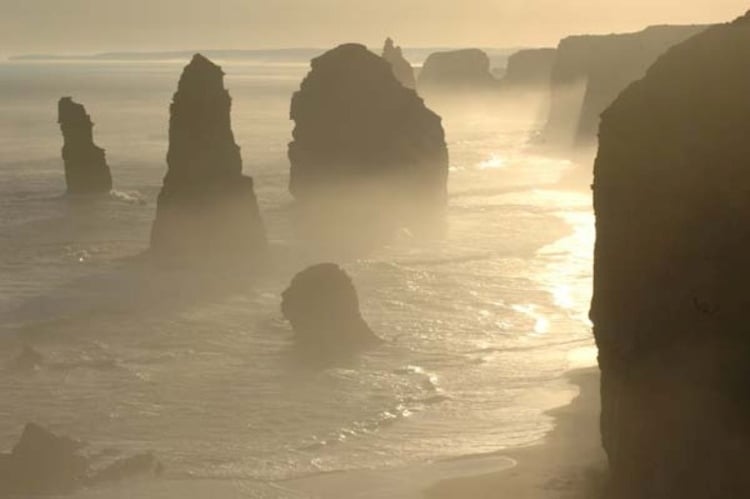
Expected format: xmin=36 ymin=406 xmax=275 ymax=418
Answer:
xmin=58 ymin=97 xmax=112 ymax=194
xmin=282 ymin=263 xmax=379 ymax=352
xmin=592 ymin=13 xmax=750 ymax=498
xmin=499 ymin=48 xmax=556 ymax=88
xmin=381 ymin=37 xmax=416 ymax=89
xmin=289 ymin=44 xmax=448 ymax=230
xmin=150 ymin=54 xmax=266 ymax=264
xmin=543 ymin=24 xmax=707 ymax=149
xmin=417 ymin=49 xmax=498 ymax=92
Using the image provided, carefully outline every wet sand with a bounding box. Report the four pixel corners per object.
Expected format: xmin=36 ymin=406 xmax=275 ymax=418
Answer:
xmin=426 ymin=367 xmax=607 ymax=499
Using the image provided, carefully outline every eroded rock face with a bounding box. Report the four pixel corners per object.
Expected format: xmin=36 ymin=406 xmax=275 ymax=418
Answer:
xmin=500 ymin=48 xmax=556 ymax=88
xmin=417 ymin=49 xmax=498 ymax=92
xmin=289 ymin=44 xmax=448 ymax=230
xmin=543 ymin=24 xmax=707 ymax=149
xmin=281 ymin=263 xmax=378 ymax=352
xmin=591 ymin=13 xmax=750 ymax=498
xmin=382 ymin=37 xmax=416 ymax=89
xmin=58 ymin=97 xmax=113 ymax=194
xmin=150 ymin=54 xmax=266 ymax=264
xmin=0 ymin=423 xmax=162 ymax=496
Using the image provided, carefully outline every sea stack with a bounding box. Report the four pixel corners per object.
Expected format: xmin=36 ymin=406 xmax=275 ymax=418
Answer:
xmin=150 ymin=54 xmax=266 ymax=264
xmin=417 ymin=49 xmax=498 ymax=92
xmin=58 ymin=97 xmax=112 ymax=194
xmin=591 ymin=13 xmax=750 ymax=498
xmin=499 ymin=48 xmax=556 ymax=88
xmin=382 ymin=37 xmax=416 ymax=89
xmin=543 ymin=24 xmax=707 ymax=149
xmin=281 ymin=263 xmax=378 ymax=352
xmin=289 ymin=44 xmax=448 ymax=229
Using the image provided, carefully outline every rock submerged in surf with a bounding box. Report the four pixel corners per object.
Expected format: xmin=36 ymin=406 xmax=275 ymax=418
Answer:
xmin=150 ymin=54 xmax=267 ymax=265
xmin=281 ymin=263 xmax=379 ymax=351
xmin=58 ymin=97 xmax=113 ymax=194
xmin=0 ymin=423 xmax=162 ymax=496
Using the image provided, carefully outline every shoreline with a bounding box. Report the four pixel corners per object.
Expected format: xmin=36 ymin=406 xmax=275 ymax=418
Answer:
xmin=426 ymin=367 xmax=606 ymax=499
xmin=283 ymin=367 xmax=605 ymax=498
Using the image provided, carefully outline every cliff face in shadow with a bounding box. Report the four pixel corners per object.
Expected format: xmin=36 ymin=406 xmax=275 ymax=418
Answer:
xmin=289 ymin=44 xmax=448 ymax=237
xmin=150 ymin=54 xmax=266 ymax=264
xmin=58 ymin=97 xmax=112 ymax=194
xmin=591 ymin=13 xmax=750 ymax=498
xmin=417 ymin=49 xmax=498 ymax=93
xmin=382 ymin=38 xmax=416 ymax=89
xmin=500 ymin=48 xmax=556 ymax=88
xmin=543 ymin=25 xmax=707 ymax=150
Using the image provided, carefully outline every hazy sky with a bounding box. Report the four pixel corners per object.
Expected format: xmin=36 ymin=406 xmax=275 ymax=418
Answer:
xmin=2 ymin=0 xmax=748 ymax=56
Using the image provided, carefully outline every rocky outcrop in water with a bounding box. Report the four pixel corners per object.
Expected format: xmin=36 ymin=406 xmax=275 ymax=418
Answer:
xmin=417 ymin=48 xmax=498 ymax=92
xmin=0 ymin=423 xmax=162 ymax=496
xmin=500 ymin=48 xmax=556 ymax=88
xmin=543 ymin=24 xmax=707 ymax=149
xmin=282 ymin=263 xmax=379 ymax=352
xmin=58 ymin=97 xmax=112 ymax=194
xmin=289 ymin=44 xmax=448 ymax=231
xmin=382 ymin=38 xmax=416 ymax=89
xmin=150 ymin=54 xmax=266 ymax=264
xmin=591 ymin=12 xmax=750 ymax=498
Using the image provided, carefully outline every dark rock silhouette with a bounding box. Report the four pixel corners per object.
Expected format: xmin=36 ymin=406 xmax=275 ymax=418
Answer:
xmin=11 ymin=345 xmax=43 ymax=370
xmin=499 ymin=48 xmax=556 ymax=88
xmin=591 ymin=12 xmax=750 ymax=498
xmin=417 ymin=49 xmax=498 ymax=92
xmin=0 ymin=423 xmax=87 ymax=495
xmin=382 ymin=37 xmax=416 ymax=89
xmin=58 ymin=97 xmax=113 ymax=194
xmin=543 ymin=24 xmax=707 ymax=149
xmin=288 ymin=44 xmax=448 ymax=233
xmin=0 ymin=423 xmax=162 ymax=496
xmin=281 ymin=263 xmax=379 ymax=352
xmin=150 ymin=54 xmax=266 ymax=264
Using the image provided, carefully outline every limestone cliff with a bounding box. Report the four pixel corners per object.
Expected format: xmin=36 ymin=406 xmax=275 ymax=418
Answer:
xmin=58 ymin=97 xmax=112 ymax=194
xmin=544 ymin=25 xmax=707 ymax=149
xmin=591 ymin=12 xmax=750 ymax=498
xmin=382 ymin=37 xmax=416 ymax=89
xmin=500 ymin=48 xmax=556 ymax=88
xmin=150 ymin=54 xmax=266 ymax=263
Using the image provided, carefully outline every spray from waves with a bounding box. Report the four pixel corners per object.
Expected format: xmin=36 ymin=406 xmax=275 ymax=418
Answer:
xmin=109 ymin=190 xmax=147 ymax=205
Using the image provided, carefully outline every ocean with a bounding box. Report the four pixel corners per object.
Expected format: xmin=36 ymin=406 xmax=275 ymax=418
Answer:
xmin=0 ymin=53 xmax=596 ymax=497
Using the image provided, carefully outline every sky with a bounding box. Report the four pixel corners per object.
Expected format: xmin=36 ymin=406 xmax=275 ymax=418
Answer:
xmin=1 ymin=0 xmax=748 ymax=56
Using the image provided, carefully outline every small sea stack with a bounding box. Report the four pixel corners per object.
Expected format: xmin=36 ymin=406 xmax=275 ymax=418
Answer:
xmin=281 ymin=263 xmax=379 ymax=352
xmin=288 ymin=44 xmax=448 ymax=233
xmin=417 ymin=48 xmax=499 ymax=92
xmin=592 ymin=12 xmax=750 ymax=498
xmin=382 ymin=37 xmax=416 ymax=89
xmin=150 ymin=54 xmax=267 ymax=264
xmin=58 ymin=97 xmax=112 ymax=194
xmin=0 ymin=423 xmax=161 ymax=496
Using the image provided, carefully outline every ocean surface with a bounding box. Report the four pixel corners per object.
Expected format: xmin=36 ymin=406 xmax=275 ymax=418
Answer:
xmin=0 ymin=53 xmax=596 ymax=497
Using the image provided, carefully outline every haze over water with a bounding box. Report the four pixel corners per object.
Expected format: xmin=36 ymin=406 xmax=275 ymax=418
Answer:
xmin=0 ymin=54 xmax=595 ymax=496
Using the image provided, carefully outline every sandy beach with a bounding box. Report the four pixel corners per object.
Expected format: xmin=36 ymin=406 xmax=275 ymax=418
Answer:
xmin=426 ymin=367 xmax=606 ymax=499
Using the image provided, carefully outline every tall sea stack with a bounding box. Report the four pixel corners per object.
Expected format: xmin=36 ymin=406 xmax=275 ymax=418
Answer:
xmin=382 ymin=37 xmax=416 ymax=89
xmin=58 ymin=97 xmax=112 ymax=194
xmin=150 ymin=54 xmax=266 ymax=264
xmin=592 ymin=13 xmax=750 ymax=498
xmin=500 ymin=48 xmax=556 ymax=88
xmin=289 ymin=44 xmax=448 ymax=231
